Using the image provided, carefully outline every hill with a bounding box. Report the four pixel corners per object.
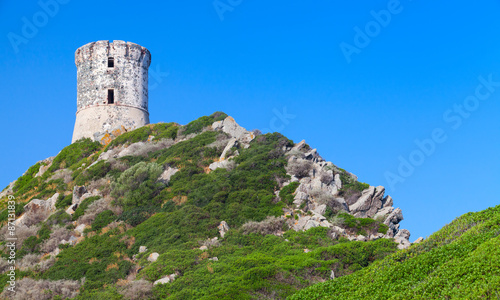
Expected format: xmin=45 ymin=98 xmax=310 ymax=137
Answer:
xmin=289 ymin=203 xmax=500 ymax=299
xmin=0 ymin=112 xmax=411 ymax=299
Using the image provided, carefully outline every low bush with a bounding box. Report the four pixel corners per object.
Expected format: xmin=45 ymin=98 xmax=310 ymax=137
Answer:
xmin=55 ymin=194 xmax=73 ymax=209
xmin=286 ymin=160 xmax=313 ymax=178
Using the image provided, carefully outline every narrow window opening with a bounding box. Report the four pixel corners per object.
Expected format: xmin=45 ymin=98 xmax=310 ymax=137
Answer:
xmin=108 ymin=57 xmax=114 ymax=68
xmin=108 ymin=89 xmax=114 ymax=104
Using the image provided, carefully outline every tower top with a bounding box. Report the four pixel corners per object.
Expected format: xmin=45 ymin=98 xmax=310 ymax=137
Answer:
xmin=75 ymin=40 xmax=151 ymax=68
xmin=72 ymin=40 xmax=151 ymax=144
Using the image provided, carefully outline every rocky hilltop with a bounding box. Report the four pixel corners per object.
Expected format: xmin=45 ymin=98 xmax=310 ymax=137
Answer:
xmin=0 ymin=112 xmax=415 ymax=299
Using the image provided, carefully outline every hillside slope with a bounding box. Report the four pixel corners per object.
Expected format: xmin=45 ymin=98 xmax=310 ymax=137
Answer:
xmin=0 ymin=112 xmax=411 ymax=299
xmin=289 ymin=204 xmax=500 ymax=299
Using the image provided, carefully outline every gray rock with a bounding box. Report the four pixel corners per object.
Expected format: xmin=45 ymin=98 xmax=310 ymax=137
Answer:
xmin=356 ymin=235 xmax=367 ymax=242
xmin=312 ymin=204 xmax=327 ymax=215
xmin=154 ymin=274 xmax=177 ymax=285
xmin=209 ymin=257 xmax=219 ymax=261
xmin=384 ymin=208 xmax=404 ymax=227
xmin=209 ymin=159 xmax=234 ymax=171
xmin=304 ymin=220 xmax=320 ymax=231
xmin=0 ymin=180 xmax=16 ymax=199
xmin=413 ymin=237 xmax=424 ymax=244
xmin=66 ymin=204 xmax=78 ymax=216
xmin=350 ymin=186 xmax=386 ymax=218
xmin=139 ymin=246 xmax=148 ymax=253
xmin=373 ymin=206 xmax=394 ymax=220
xmin=332 ymin=226 xmax=346 ymax=235
xmin=396 ymin=239 xmax=411 ymax=250
xmin=72 ymin=186 xmax=88 ymax=205
xmin=218 ymin=221 xmax=230 ymax=238
xmin=395 ymin=229 xmax=411 ymax=241
xmin=330 ymin=270 xmax=335 ymax=279
xmin=333 ymin=174 xmax=342 ymax=190
xmin=220 ymin=138 xmax=238 ymax=160
xmin=199 ymin=245 xmax=208 ymax=251
xmin=382 ymin=195 xmax=393 ymax=208
xmin=75 ymin=224 xmax=86 ymax=235
xmin=212 ymin=117 xmax=254 ymax=144
xmin=292 ymin=140 xmax=307 ymax=152
xmin=148 ymin=252 xmax=160 ymax=262
xmin=158 ymin=167 xmax=179 ymax=184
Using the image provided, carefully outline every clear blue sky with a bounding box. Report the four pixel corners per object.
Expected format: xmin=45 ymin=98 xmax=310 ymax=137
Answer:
xmin=1 ymin=0 xmax=499 ymax=240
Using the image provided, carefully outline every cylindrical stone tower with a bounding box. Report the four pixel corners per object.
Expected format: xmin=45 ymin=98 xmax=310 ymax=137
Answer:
xmin=72 ymin=40 xmax=151 ymax=143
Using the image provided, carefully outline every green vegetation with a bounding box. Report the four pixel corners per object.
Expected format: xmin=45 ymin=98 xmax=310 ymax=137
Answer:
xmin=280 ymin=182 xmax=300 ymax=205
xmin=6 ymin=112 xmax=493 ymax=299
xmin=49 ymin=138 xmax=102 ymax=173
xmin=182 ymin=111 xmax=227 ymax=135
xmin=290 ymin=204 xmax=500 ymax=299
xmin=107 ymin=122 xmax=180 ymax=148
xmin=90 ymin=210 xmax=116 ymax=232
xmin=72 ymin=196 xmax=101 ymax=221
xmin=73 ymin=160 xmax=111 ymax=186
xmin=43 ymin=227 xmax=133 ymax=291
xmin=55 ymin=193 xmax=73 ymax=209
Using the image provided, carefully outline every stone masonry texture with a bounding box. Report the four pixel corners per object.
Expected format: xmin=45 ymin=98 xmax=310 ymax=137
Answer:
xmin=72 ymin=40 xmax=151 ymax=143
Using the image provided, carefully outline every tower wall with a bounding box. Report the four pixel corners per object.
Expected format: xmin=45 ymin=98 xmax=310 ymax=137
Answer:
xmin=72 ymin=40 xmax=151 ymax=143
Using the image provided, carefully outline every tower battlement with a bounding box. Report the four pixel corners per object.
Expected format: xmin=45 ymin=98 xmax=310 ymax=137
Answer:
xmin=72 ymin=40 xmax=151 ymax=143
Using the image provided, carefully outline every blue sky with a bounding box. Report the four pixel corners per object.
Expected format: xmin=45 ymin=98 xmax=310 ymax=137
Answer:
xmin=1 ymin=0 xmax=499 ymax=240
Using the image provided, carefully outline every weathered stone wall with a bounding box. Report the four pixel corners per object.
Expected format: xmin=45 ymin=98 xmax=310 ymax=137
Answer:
xmin=72 ymin=105 xmax=149 ymax=143
xmin=72 ymin=40 xmax=151 ymax=143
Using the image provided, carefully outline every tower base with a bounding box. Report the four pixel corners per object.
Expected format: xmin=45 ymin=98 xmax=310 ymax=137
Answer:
xmin=72 ymin=105 xmax=149 ymax=143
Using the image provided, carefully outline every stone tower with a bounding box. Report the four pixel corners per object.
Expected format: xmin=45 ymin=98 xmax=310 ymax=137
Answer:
xmin=72 ymin=40 xmax=151 ymax=143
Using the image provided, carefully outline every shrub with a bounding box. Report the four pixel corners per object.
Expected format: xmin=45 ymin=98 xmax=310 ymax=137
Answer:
xmin=286 ymin=160 xmax=313 ymax=178
xmin=72 ymin=196 xmax=101 ymax=221
xmin=111 ymin=162 xmax=164 ymax=210
xmin=118 ymin=280 xmax=153 ymax=300
xmin=48 ymin=138 xmax=102 ymax=173
xmin=55 ymin=194 xmax=73 ymax=209
xmin=182 ymin=111 xmax=228 ymax=135
xmin=46 ymin=210 xmax=72 ymax=226
xmin=74 ymin=160 xmax=112 ymax=185
xmin=0 ymin=278 xmax=82 ymax=300
xmin=241 ymin=216 xmax=286 ymax=235
xmin=78 ymin=198 xmax=111 ymax=225
xmin=279 ymin=182 xmax=300 ymax=205
xmin=319 ymin=171 xmax=334 ymax=184
xmin=91 ymin=210 xmax=117 ymax=232
xmin=13 ymin=163 xmax=42 ymax=194
xmin=40 ymin=227 xmax=73 ymax=253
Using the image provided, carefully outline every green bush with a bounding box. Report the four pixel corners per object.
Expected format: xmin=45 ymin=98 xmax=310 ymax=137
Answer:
xmin=280 ymin=182 xmax=300 ymax=205
xmin=182 ymin=111 xmax=228 ymax=135
xmin=111 ymin=162 xmax=164 ymax=211
xmin=290 ymin=204 xmax=500 ymax=300
xmin=74 ymin=160 xmax=112 ymax=185
xmin=90 ymin=210 xmax=116 ymax=232
xmin=55 ymin=194 xmax=73 ymax=209
xmin=48 ymin=138 xmax=102 ymax=173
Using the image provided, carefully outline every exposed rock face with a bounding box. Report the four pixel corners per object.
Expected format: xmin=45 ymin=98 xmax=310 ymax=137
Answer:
xmin=148 ymin=253 xmax=159 ymax=262
xmin=73 ymin=186 xmax=88 ymax=205
xmin=158 ymin=167 xmax=179 ymax=185
xmin=349 ymin=186 xmax=387 ymax=218
xmin=210 ymin=117 xmax=256 ymax=171
xmin=218 ymin=221 xmax=230 ymax=238
xmin=35 ymin=157 xmax=55 ymax=178
xmin=154 ymin=274 xmax=177 ymax=285
xmin=281 ymin=139 xmax=409 ymax=243
xmin=0 ymin=181 xmax=16 ymax=199
xmin=212 ymin=117 xmax=255 ymax=147
xmin=16 ymin=193 xmax=59 ymax=226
